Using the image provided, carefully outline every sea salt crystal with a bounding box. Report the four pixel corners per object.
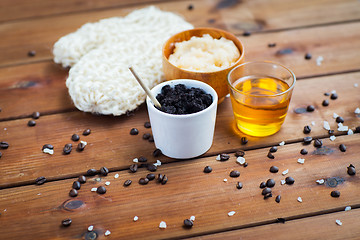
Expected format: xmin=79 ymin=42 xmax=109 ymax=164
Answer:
xmin=281 ymin=180 xmax=286 ymax=185
xmin=279 ymin=141 xmax=285 ymax=146
xmin=335 ymin=220 xmax=342 ymax=226
xmin=311 ymin=121 xmax=316 ymax=126
xmin=348 ymin=129 xmax=354 ymax=135
xmin=333 ymin=113 xmax=339 ymax=119
xmin=297 ymin=158 xmax=305 ymax=164
xmin=190 ymin=216 xmax=196 ymax=221
xmin=282 ymin=169 xmax=289 ymax=175
xmin=236 ymin=157 xmax=246 ymax=165
xmin=337 ymin=123 xmax=348 ymax=132
xmin=134 ymin=216 xmax=139 ymax=222
xmin=330 ymin=135 xmax=336 ymax=141
xmin=43 ymin=148 xmax=54 ymax=155
xmin=114 ymin=174 xmax=119 ymax=179
xmin=323 ymin=121 xmax=331 ymax=131
xmin=154 ymin=160 xmax=162 ymax=167
xmin=316 ymin=56 xmax=324 ymax=66
xmin=354 ymin=108 xmax=360 ymax=114
xmin=37 ymin=193 xmax=41 ymax=196
xmin=345 ymin=206 xmax=351 ymax=211
xmin=133 ymin=158 xmax=138 ymax=163
xmin=105 ymin=230 xmax=111 ymax=236
xmin=91 ymin=188 xmax=97 ymax=192
xmin=354 ymin=83 xmax=358 ymax=87
xmin=297 ymin=197 xmax=303 ymax=203
xmin=105 ymin=181 xmax=110 ymax=186
xmin=228 ymin=211 xmax=236 ymax=216
xmin=216 ymin=155 xmax=221 ymax=161
xmin=223 ymin=178 xmax=228 ymax=182
xmin=316 ymin=179 xmax=325 ymax=184
xmin=80 ymin=140 xmax=87 ymax=146
xmin=4 ymin=128 xmax=6 ymax=131
xmin=88 ymin=225 xmax=94 ymax=231
xmin=331 ymin=90 xmax=337 ymax=94
xmin=159 ymin=221 xmax=167 ymax=229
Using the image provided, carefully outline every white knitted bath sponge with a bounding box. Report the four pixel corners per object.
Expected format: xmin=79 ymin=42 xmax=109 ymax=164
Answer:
xmin=53 ymin=6 xmax=193 ymax=115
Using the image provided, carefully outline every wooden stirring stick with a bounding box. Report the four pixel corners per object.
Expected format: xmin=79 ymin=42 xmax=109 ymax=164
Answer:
xmin=129 ymin=66 xmax=162 ymax=109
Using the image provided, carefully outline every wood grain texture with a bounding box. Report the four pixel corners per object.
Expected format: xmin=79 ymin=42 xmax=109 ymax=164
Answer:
xmin=0 ymin=134 xmax=359 ymax=239
xmin=189 ymin=208 xmax=360 ymax=240
xmin=1 ymin=72 xmax=359 ymax=187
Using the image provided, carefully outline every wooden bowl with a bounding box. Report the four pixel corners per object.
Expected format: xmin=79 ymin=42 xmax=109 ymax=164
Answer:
xmin=162 ymin=27 xmax=245 ymax=102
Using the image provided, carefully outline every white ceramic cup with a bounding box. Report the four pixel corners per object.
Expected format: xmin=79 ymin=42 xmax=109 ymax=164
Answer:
xmin=146 ymin=79 xmax=218 ymax=159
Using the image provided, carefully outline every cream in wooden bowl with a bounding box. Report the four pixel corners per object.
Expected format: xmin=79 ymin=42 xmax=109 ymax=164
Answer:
xmin=162 ymin=28 xmax=245 ymax=102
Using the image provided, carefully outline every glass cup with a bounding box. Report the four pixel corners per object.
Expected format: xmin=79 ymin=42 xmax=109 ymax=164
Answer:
xmin=227 ymin=61 xmax=296 ymax=137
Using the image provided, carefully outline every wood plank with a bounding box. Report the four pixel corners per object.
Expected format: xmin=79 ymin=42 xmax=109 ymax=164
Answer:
xmin=1 ymin=0 xmax=360 ymax=67
xmin=0 ymin=72 xmax=359 ymax=187
xmin=0 ymin=134 xmax=359 ymax=239
xmin=189 ymin=208 xmax=360 ymax=240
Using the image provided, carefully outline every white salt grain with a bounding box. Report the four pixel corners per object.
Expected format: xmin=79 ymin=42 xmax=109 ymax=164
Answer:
xmin=216 ymin=155 xmax=221 ymax=161
xmin=337 ymin=123 xmax=348 ymax=132
xmin=297 ymin=197 xmax=303 ymax=203
xmin=114 ymin=173 xmax=119 ymax=179
xmin=133 ymin=158 xmax=138 ymax=163
xmin=345 ymin=206 xmax=351 ymax=211
xmin=281 ymin=180 xmax=286 ymax=185
xmin=354 ymin=83 xmax=358 ymax=87
xmin=331 ymin=90 xmax=337 ymax=94
xmin=88 ymin=225 xmax=94 ymax=231
xmin=316 ymin=56 xmax=324 ymax=66
xmin=323 ymin=121 xmax=331 ymax=131
xmin=228 ymin=211 xmax=236 ymax=216
xmin=91 ymin=188 xmax=97 ymax=192
xmin=279 ymin=141 xmax=285 ymax=146
xmin=105 ymin=181 xmax=110 ymax=186
xmin=190 ymin=216 xmax=196 ymax=221
xmin=316 ymin=179 xmax=325 ymax=185
xmin=335 ymin=220 xmax=342 ymax=226
xmin=105 ymin=230 xmax=111 ymax=236
xmin=333 ymin=113 xmax=339 ymax=119
xmin=159 ymin=221 xmax=167 ymax=229
xmin=354 ymin=108 xmax=360 ymax=114
xmin=282 ymin=169 xmax=289 ymax=175
xmin=348 ymin=129 xmax=354 ymax=135
xmin=330 ymin=135 xmax=336 ymax=141
xmin=297 ymin=158 xmax=305 ymax=164
xmin=4 ymin=128 xmax=7 ymax=131
xmin=43 ymin=148 xmax=54 ymax=155
xmin=80 ymin=140 xmax=87 ymax=146
xmin=223 ymin=178 xmax=228 ymax=182
xmin=134 ymin=216 xmax=139 ymax=221
xmin=236 ymin=157 xmax=246 ymax=165
xmin=154 ymin=160 xmax=162 ymax=167
xmin=311 ymin=121 xmax=316 ymax=126
xmin=226 ymin=93 xmax=230 ymax=98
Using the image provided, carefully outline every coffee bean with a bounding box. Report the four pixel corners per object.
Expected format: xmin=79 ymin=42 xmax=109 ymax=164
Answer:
xmin=305 ymin=53 xmax=312 ymax=60
xmin=71 ymin=134 xmax=80 ymax=141
xmin=264 ymin=192 xmax=273 ymax=199
xmin=259 ymin=182 xmax=266 ymax=189
xmin=72 ymin=181 xmax=81 ymax=190
xmin=27 ymin=120 xmax=36 ymax=127
xmin=236 ymin=182 xmax=243 ymax=189
xmin=235 ymin=150 xmax=245 ymax=157
xmin=184 ymin=219 xmax=193 ymax=228
xmin=203 ymin=166 xmax=212 ymax=173
xmin=269 ymin=146 xmax=278 ymax=153
xmin=78 ymin=175 xmax=86 ymax=183
xmin=262 ymin=187 xmax=272 ymax=196
xmin=158 ymin=174 xmax=164 ymax=183
xmin=148 ymin=136 xmax=154 ymax=142
xmin=243 ymin=31 xmax=251 ymax=36
xmin=86 ymin=168 xmax=97 ymax=176
xmin=77 ymin=142 xmax=86 ymax=151
xmin=82 ymin=129 xmax=91 ymax=136
xmin=330 ymin=93 xmax=338 ymax=100
xmin=330 ymin=190 xmax=340 ymax=198
xmin=313 ymin=139 xmax=323 ymax=148
xmin=146 ymin=173 xmax=156 ymax=181
xmin=63 ymin=143 xmax=72 ymax=154
xmin=100 ymin=167 xmax=109 ymax=176
xmin=42 ymin=144 xmax=53 ymax=150
xmin=303 ymin=125 xmax=311 ymax=134
xmin=97 ymin=186 xmax=106 ymax=194
xmin=241 ymin=137 xmax=248 ymax=145
xmin=219 ymin=153 xmax=230 ymax=161
xmin=267 ymin=152 xmax=275 ymax=159
xmin=153 ymin=148 xmax=162 ymax=157
xmin=285 ymin=176 xmax=295 ymax=185
xmin=130 ymin=128 xmax=139 ymax=135
xmin=139 ymin=178 xmax=149 ymax=185
xmin=69 ymin=189 xmax=78 ymax=197
xmin=143 ymin=133 xmax=151 ymax=140
xmin=347 ymin=164 xmax=356 ymax=176
xmin=130 ymin=164 xmax=138 ymax=173
xmin=35 ymin=176 xmax=46 ymax=185
xmin=0 ymin=141 xmax=8 ymax=149
xmin=275 ymin=195 xmax=281 ymax=203
xmin=124 ymin=179 xmax=132 ymax=187
xmin=322 ymin=100 xmax=329 ymax=107
xmin=31 ymin=111 xmax=40 ymax=119
xmin=324 ymin=92 xmax=330 ymax=96
xmin=306 ymin=105 xmax=315 ymax=112
xmin=138 ymin=156 xmax=147 ymax=163
xmin=229 ymin=170 xmax=240 ymax=178
xmin=339 ymin=144 xmax=346 ymax=152
xmin=187 ymin=4 xmax=194 ymax=10
xmin=300 ymin=149 xmax=308 ymax=155
xmin=61 ymin=218 xmax=72 ymax=227
xmin=270 ymin=166 xmax=279 ymax=173
xmin=28 ymin=50 xmax=36 ymax=57
xmin=161 ymin=175 xmax=168 ymax=185
xmin=266 ymin=179 xmax=276 ymax=188
xmin=147 ymin=164 xmax=157 ymax=172
xmin=355 ymin=126 xmax=360 ymax=133
xmin=336 ymin=116 xmax=344 ymax=123
xmin=303 ymin=136 xmax=313 ymax=145
xmin=144 ymin=122 xmax=151 ymax=128
xmin=0 ymin=152 xmax=2 ymax=158
xmin=268 ymin=43 xmax=276 ymax=48
xmin=243 ymin=162 xmax=248 ymax=167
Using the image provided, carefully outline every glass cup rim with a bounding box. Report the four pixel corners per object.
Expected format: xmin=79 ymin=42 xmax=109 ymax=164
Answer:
xmin=227 ymin=61 xmax=296 ymax=97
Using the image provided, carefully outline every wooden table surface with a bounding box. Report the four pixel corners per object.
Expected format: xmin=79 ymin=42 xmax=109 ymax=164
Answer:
xmin=1 ymin=0 xmax=360 ymax=239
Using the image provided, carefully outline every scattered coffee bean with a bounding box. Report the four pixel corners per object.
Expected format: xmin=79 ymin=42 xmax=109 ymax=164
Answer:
xmin=42 ymin=144 xmax=53 ymax=150
xmin=72 ymin=181 xmax=81 ymax=190
xmin=347 ymin=164 xmax=356 ymax=176
xmin=69 ymin=189 xmax=78 ymax=197
xmin=158 ymin=174 xmax=164 ymax=183
xmin=77 ymin=142 xmax=86 ymax=151
xmin=86 ymin=168 xmax=97 ymax=176
xmin=336 ymin=116 xmax=344 ymax=123
xmin=269 ymin=146 xmax=278 ymax=153
xmin=71 ymin=134 xmax=80 ymax=141
xmin=306 ymin=105 xmax=315 ymax=112
xmin=303 ymin=125 xmax=311 ymax=134
xmin=187 ymin=4 xmax=194 ymax=10
xmin=313 ymin=139 xmax=323 ymax=148
xmin=100 ymin=167 xmax=109 ymax=176
xmin=266 ymin=179 xmax=276 ymax=188
xmin=305 ymin=53 xmax=312 ymax=60
xmin=303 ymin=136 xmax=313 ymax=145
xmin=262 ymin=187 xmax=272 ymax=196
xmin=82 ymin=129 xmax=91 ymax=136
xmin=330 ymin=93 xmax=338 ymax=100
xmin=147 ymin=164 xmax=157 ymax=172
xmin=219 ymin=153 xmax=230 ymax=161
xmin=203 ymin=166 xmax=212 ymax=173
xmin=184 ymin=219 xmax=193 ymax=228
xmin=285 ymin=176 xmax=295 ymax=185
xmin=31 ymin=111 xmax=40 ymax=119
xmin=235 ymin=150 xmax=245 ymax=157
xmin=124 ymin=179 xmax=132 ymax=187
xmin=130 ymin=128 xmax=139 ymax=135
xmin=161 ymin=175 xmax=168 ymax=185
xmin=61 ymin=218 xmax=72 ymax=227
xmin=153 ymin=148 xmax=162 ymax=157
xmin=241 ymin=137 xmax=248 ymax=145
xmin=354 ymin=126 xmax=360 ymax=133
xmin=146 ymin=173 xmax=156 ymax=181
xmin=259 ymin=182 xmax=266 ymax=189
xmin=243 ymin=162 xmax=248 ymax=167
xmin=35 ymin=176 xmax=46 ymax=185
xmin=78 ymin=175 xmax=86 ymax=183
xmin=330 ymin=190 xmax=340 ymax=198
xmin=148 ymin=136 xmax=154 ymax=142
xmin=328 ymin=130 xmax=335 ymax=136
xmin=139 ymin=178 xmax=149 ymax=185
xmin=130 ymin=164 xmax=138 ymax=173
xmin=243 ymin=31 xmax=251 ymax=36
xmin=28 ymin=50 xmax=36 ymax=57
xmin=63 ymin=144 xmax=72 ymax=154
xmin=339 ymin=144 xmax=346 ymax=152
xmin=267 ymin=152 xmax=275 ymax=159
xmin=324 ymin=92 xmax=330 ymax=96
xmin=0 ymin=152 xmax=2 ymax=158
xmin=144 ymin=122 xmax=151 ymax=128
xmin=300 ymin=149 xmax=308 ymax=155
xmin=268 ymin=43 xmax=276 ymax=48
xmin=270 ymin=166 xmax=279 ymax=173
xmin=0 ymin=141 xmax=9 ymax=149
xmin=236 ymin=182 xmax=243 ymax=189
xmin=322 ymin=100 xmax=329 ymax=107
xmin=143 ymin=133 xmax=151 ymax=140
xmin=229 ymin=170 xmax=240 ymax=178
xmin=138 ymin=156 xmax=147 ymax=163
xmin=27 ymin=120 xmax=36 ymax=127
xmin=97 ymin=186 xmax=107 ymax=194
xmin=264 ymin=192 xmax=273 ymax=199
xmin=275 ymin=195 xmax=281 ymax=203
